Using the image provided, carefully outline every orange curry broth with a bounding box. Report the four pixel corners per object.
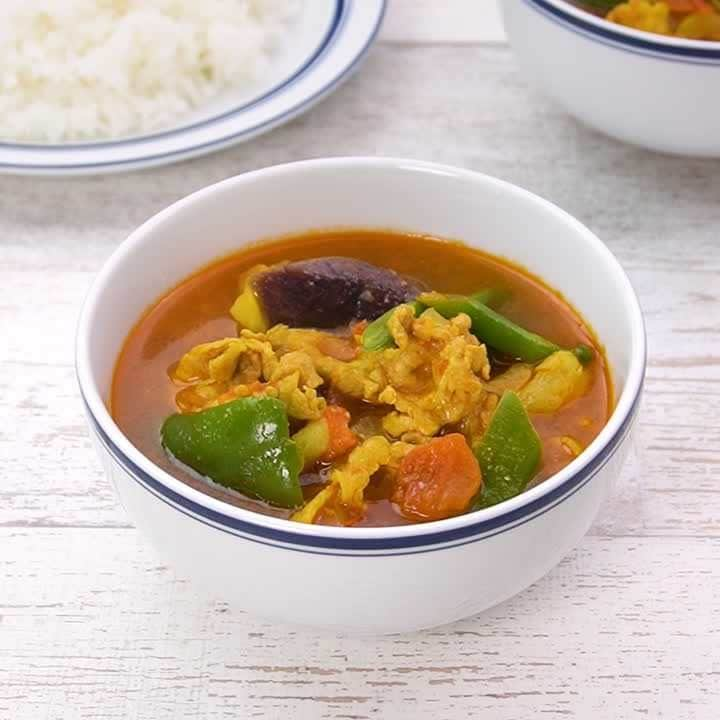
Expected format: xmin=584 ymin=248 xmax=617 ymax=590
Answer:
xmin=111 ymin=230 xmax=613 ymax=526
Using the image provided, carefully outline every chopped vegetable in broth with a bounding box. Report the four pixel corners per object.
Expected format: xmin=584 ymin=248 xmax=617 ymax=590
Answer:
xmin=571 ymin=0 xmax=720 ymax=40
xmin=112 ymin=230 xmax=612 ymax=527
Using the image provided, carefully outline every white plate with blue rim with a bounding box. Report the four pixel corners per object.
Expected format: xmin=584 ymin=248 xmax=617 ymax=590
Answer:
xmin=0 ymin=0 xmax=386 ymax=176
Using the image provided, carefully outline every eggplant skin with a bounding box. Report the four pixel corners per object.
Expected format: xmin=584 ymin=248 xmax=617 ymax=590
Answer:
xmin=255 ymin=257 xmax=423 ymax=328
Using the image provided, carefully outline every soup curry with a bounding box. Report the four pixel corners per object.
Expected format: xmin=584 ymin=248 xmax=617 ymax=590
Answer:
xmin=112 ymin=231 xmax=612 ymax=527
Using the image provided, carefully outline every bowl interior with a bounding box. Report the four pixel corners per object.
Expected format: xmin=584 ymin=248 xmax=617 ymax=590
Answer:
xmin=79 ymin=158 xmax=644 ymax=526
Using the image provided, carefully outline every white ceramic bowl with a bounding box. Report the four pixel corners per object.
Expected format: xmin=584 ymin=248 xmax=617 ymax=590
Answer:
xmin=502 ymin=0 xmax=720 ymax=157
xmin=76 ymin=158 xmax=645 ymax=634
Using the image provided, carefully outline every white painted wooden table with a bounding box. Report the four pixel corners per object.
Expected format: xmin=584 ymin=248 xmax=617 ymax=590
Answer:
xmin=2 ymin=2 xmax=719 ymax=718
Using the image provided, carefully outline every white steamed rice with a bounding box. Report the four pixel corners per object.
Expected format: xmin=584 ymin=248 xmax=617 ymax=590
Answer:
xmin=0 ymin=0 xmax=302 ymax=142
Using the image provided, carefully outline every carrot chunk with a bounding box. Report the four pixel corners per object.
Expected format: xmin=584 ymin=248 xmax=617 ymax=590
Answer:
xmin=393 ymin=434 xmax=483 ymax=521
xmin=316 ymin=335 xmax=359 ymax=361
xmin=321 ymin=406 xmax=358 ymax=462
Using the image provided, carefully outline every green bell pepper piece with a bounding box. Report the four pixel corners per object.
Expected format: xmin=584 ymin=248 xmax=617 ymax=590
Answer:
xmin=421 ymin=293 xmax=593 ymax=365
xmin=361 ymin=289 xmax=503 ymax=352
xmin=471 ymin=391 xmax=542 ymax=510
xmin=161 ymin=396 xmax=303 ymax=508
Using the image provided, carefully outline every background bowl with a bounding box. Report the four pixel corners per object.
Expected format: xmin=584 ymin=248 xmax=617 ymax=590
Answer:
xmin=76 ymin=158 xmax=645 ymax=634
xmin=502 ymin=0 xmax=720 ymax=157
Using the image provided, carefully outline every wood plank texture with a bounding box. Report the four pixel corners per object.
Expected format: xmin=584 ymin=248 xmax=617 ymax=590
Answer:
xmin=1 ymin=22 xmax=719 ymax=720
xmin=2 ymin=530 xmax=718 ymax=720
xmin=382 ymin=0 xmax=506 ymax=44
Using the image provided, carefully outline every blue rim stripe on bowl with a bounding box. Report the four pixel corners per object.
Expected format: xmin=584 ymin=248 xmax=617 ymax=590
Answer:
xmin=0 ymin=0 xmax=347 ymax=152
xmin=524 ymin=0 xmax=720 ymax=65
xmin=0 ymin=0 xmax=387 ymax=172
xmin=80 ymin=383 xmax=642 ymax=557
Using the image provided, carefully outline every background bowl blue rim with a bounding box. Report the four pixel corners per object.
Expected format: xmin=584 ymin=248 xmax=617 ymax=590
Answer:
xmin=525 ymin=0 xmax=720 ymax=64
xmin=0 ymin=0 xmax=387 ymax=171
xmin=80 ymin=382 xmax=642 ymax=557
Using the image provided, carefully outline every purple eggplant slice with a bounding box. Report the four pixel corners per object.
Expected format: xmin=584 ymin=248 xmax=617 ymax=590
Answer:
xmin=255 ymin=257 xmax=424 ymax=328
